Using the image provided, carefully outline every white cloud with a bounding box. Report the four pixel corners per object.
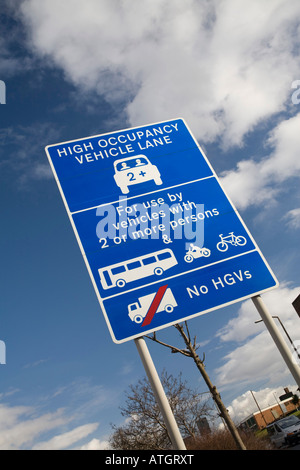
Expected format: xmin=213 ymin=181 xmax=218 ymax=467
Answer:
xmin=220 ymin=113 xmax=300 ymax=209
xmin=215 ymin=331 xmax=290 ymax=388
xmin=19 ymin=0 xmax=300 ymax=146
xmin=214 ymin=284 xmax=300 ymax=386
xmin=0 ymin=379 xmax=116 ymax=449
xmin=217 ymin=283 xmax=300 ymax=343
xmin=80 ymin=438 xmax=110 ymax=450
xmin=32 ymin=423 xmax=99 ymax=450
xmin=0 ymin=404 xmax=67 ymax=450
xmin=284 ymin=208 xmax=300 ymax=229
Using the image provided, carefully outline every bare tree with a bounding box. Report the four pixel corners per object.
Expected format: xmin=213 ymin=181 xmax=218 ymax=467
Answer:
xmin=110 ymin=370 xmax=214 ymax=450
xmin=145 ymin=322 xmax=247 ymax=451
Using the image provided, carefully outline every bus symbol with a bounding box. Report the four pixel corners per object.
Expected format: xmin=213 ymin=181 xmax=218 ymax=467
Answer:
xmin=98 ymin=249 xmax=177 ymax=290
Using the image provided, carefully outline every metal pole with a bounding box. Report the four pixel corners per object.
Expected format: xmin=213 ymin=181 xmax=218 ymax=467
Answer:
xmin=134 ymin=337 xmax=186 ymax=450
xmin=250 ymin=390 xmax=268 ymax=427
xmin=252 ymin=295 xmax=300 ymax=388
xmin=273 ymin=316 xmax=300 ymax=361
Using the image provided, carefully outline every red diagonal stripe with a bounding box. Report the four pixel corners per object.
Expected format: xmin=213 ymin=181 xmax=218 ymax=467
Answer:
xmin=142 ymin=285 xmax=168 ymax=327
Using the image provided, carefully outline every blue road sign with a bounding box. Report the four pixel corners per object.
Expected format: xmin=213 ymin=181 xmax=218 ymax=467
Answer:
xmin=46 ymin=118 xmax=278 ymax=343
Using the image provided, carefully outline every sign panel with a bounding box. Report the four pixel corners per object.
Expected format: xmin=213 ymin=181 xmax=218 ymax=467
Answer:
xmin=46 ymin=118 xmax=278 ymax=343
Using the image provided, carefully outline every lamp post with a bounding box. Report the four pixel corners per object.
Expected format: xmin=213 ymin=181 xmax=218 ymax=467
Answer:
xmin=255 ymin=315 xmax=300 ymax=361
xmin=250 ymin=390 xmax=268 ymax=427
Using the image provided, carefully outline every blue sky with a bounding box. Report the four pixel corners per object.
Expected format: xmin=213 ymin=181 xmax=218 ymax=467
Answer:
xmin=1 ymin=0 xmax=300 ymax=450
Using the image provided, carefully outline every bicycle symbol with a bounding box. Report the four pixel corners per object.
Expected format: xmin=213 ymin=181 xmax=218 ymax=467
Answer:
xmin=216 ymin=232 xmax=247 ymax=252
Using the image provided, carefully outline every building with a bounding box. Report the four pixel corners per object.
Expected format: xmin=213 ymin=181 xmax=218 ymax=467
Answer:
xmin=239 ymin=390 xmax=299 ymax=431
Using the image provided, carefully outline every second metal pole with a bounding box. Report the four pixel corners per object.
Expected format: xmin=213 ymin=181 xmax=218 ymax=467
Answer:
xmin=252 ymin=295 xmax=300 ymax=388
xmin=134 ymin=337 xmax=186 ymax=450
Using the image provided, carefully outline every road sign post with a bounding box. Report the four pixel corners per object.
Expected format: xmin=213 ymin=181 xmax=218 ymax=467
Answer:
xmin=252 ymin=295 xmax=300 ymax=388
xmin=135 ymin=337 xmax=186 ymax=450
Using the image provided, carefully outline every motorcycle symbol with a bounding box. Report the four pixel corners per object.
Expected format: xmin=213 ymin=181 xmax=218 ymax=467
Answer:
xmin=184 ymin=244 xmax=211 ymax=263
xmin=216 ymin=232 xmax=247 ymax=252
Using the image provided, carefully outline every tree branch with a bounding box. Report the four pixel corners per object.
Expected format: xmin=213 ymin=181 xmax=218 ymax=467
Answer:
xmin=145 ymin=333 xmax=192 ymax=357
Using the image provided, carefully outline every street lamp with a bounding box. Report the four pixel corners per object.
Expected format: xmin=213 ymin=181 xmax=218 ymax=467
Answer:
xmin=255 ymin=316 xmax=300 ymax=361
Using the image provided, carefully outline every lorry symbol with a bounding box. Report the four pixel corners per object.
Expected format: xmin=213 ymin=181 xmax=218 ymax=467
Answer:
xmin=128 ymin=288 xmax=177 ymax=324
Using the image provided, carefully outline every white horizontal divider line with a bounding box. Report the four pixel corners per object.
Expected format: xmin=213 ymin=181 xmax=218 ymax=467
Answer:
xmin=70 ymin=175 xmax=215 ymax=215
